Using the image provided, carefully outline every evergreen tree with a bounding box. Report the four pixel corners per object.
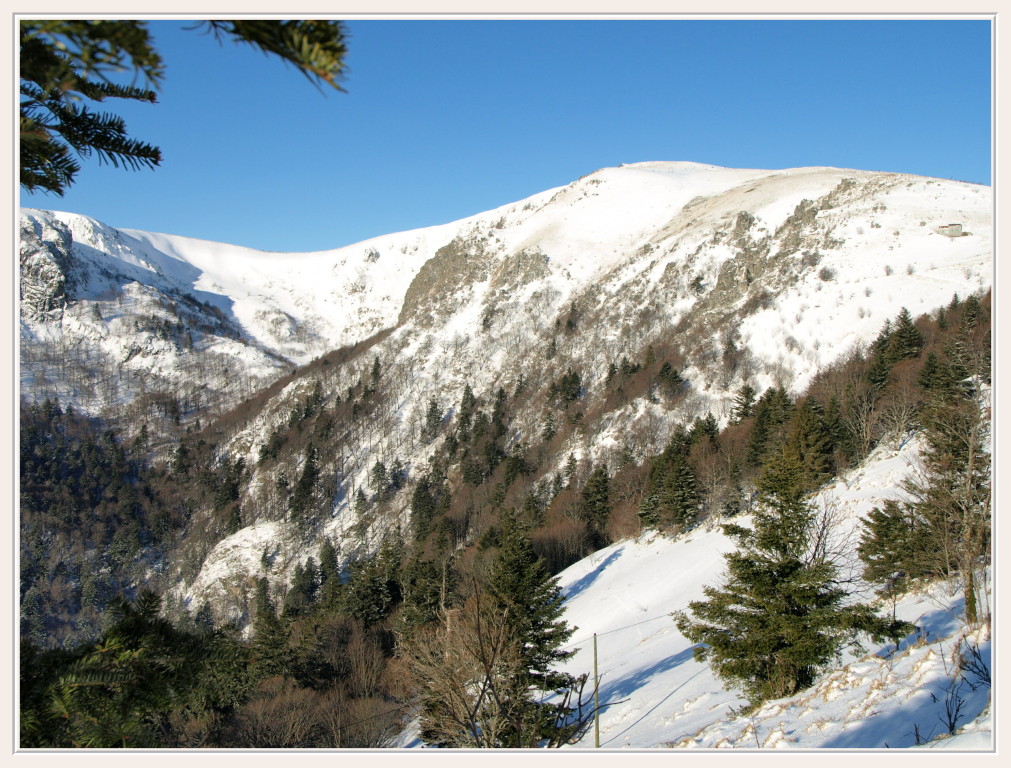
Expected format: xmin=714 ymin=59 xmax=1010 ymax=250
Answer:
xmin=868 ymin=308 xmax=924 ymax=389
xmin=457 ymin=382 xmax=476 ymax=441
xmin=389 ymin=457 xmax=407 ymax=493
xmin=20 ymin=591 xmax=242 ymax=748
xmin=745 ymin=387 xmax=793 ymax=466
xmin=282 ymin=558 xmax=319 ymax=618
xmin=399 ymin=555 xmax=455 ymax=635
xmin=289 ymin=443 xmax=319 ymax=520
xmin=21 ymin=20 xmax=348 ymax=195
xmin=579 ymin=463 xmax=611 ymax=546
xmin=657 ymin=361 xmax=685 ymax=398
xmin=472 ymin=411 xmax=490 ymax=441
xmin=317 ymin=539 xmax=343 ymax=610
xmin=251 ymin=578 xmax=287 ymax=677
xmin=917 ymin=350 xmax=952 ymax=392
xmin=318 ymin=538 xmax=339 ymax=583
xmin=905 ymin=385 xmax=991 ymax=623
xmin=656 ymin=451 xmax=701 ymax=530
xmin=890 ymin=308 xmax=924 ymax=360
xmin=541 ymin=411 xmax=558 ymax=442
xmin=640 ymin=440 xmax=700 ymax=532
xmin=605 ymin=361 xmax=618 ymax=385
xmin=689 ymin=412 xmax=719 ymax=445
xmin=371 ymin=459 xmax=389 ymax=502
xmin=342 ymin=536 xmax=402 ymax=624
xmin=354 ymin=486 xmax=369 ymax=514
xmin=225 ymin=503 xmax=243 ymax=535
xmin=822 ymin=394 xmax=851 ymax=463
xmin=857 ymin=499 xmax=935 ymax=591
xmin=422 ymin=398 xmax=443 ymax=443
xmin=785 ymin=398 xmax=835 ymax=492
xmin=491 ymin=388 xmax=509 ymax=439
xmin=486 ymin=514 xmax=577 ymax=691
xmin=549 ymin=368 xmax=583 ymax=407
xmin=676 ymin=445 xmax=910 ymax=708
xmin=564 ymin=452 xmax=578 ymax=487
xmin=411 ymin=478 xmax=438 ymax=541
xmin=730 ymin=383 xmax=757 ymax=423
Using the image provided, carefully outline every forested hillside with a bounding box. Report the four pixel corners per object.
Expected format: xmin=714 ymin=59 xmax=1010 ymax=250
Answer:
xmin=20 ymin=288 xmax=991 ymax=748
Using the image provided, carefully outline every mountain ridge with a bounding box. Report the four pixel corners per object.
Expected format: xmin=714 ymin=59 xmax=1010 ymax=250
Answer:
xmin=19 ymin=160 xmax=992 ymax=605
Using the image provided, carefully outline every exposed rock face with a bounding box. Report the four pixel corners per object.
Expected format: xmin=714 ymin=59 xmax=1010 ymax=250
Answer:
xmin=19 ymin=213 xmax=75 ymax=323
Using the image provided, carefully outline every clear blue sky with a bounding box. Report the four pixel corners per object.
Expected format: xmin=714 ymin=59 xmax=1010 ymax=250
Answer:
xmin=20 ymin=18 xmax=992 ymax=253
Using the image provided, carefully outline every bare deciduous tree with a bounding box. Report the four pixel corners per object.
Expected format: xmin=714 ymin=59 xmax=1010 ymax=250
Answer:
xmin=405 ymin=592 xmax=593 ymax=748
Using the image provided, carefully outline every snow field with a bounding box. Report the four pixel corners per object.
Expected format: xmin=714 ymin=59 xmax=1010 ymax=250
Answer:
xmin=543 ymin=438 xmax=991 ymax=749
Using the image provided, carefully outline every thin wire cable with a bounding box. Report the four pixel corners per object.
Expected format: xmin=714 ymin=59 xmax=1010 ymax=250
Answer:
xmin=560 ymin=612 xmax=674 ymax=651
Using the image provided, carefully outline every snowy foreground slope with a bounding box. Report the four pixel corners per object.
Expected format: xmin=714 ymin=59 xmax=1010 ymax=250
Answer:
xmin=553 ymin=440 xmax=992 ymax=750
xmin=398 ymin=439 xmax=992 ymax=750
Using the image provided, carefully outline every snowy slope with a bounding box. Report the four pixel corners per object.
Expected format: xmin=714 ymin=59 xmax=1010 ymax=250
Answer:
xmin=543 ymin=439 xmax=992 ymax=750
xmin=394 ymin=439 xmax=992 ymax=750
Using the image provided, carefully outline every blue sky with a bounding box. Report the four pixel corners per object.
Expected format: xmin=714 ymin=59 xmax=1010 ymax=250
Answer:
xmin=20 ymin=18 xmax=992 ymax=253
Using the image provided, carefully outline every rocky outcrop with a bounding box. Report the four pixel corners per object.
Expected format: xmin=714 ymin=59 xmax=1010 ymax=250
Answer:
xmin=19 ymin=213 xmax=75 ymax=323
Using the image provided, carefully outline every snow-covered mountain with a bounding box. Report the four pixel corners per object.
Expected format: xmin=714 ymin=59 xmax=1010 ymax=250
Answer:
xmin=18 ymin=161 xmax=992 ymax=749
xmin=19 ymin=161 xmax=990 ymax=426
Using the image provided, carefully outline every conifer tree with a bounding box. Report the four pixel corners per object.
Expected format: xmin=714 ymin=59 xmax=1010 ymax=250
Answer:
xmin=289 ymin=443 xmax=319 ymax=520
xmin=21 ymin=20 xmax=348 ymax=195
xmin=282 ymin=558 xmax=319 ymax=618
xmin=251 ymin=578 xmax=287 ymax=677
xmin=746 ymin=387 xmax=793 ymax=466
xmin=579 ymin=464 xmax=611 ymax=546
xmin=541 ymin=411 xmax=558 ymax=442
xmin=786 ymin=398 xmax=835 ymax=492
xmin=317 ymin=538 xmax=342 ymax=610
xmin=857 ymin=499 xmax=935 ymax=591
xmin=491 ymin=386 xmax=509 ymax=439
xmin=422 ymin=398 xmax=442 ymax=443
xmin=459 ymin=383 xmax=477 ymax=437
xmin=20 ymin=591 xmax=241 ymax=748
xmin=371 ymin=459 xmax=389 ymax=502
xmin=411 ymin=478 xmax=437 ymax=541
xmin=868 ymin=308 xmax=924 ymax=390
xmin=342 ymin=536 xmax=402 ymax=624
xmin=676 ymin=445 xmax=910 ymax=708
xmin=917 ymin=350 xmax=951 ymax=392
xmin=890 ymin=308 xmax=924 ymax=360
xmin=640 ymin=441 xmax=700 ymax=532
xmin=904 ymin=384 xmax=991 ymax=623
xmin=657 ymin=361 xmax=685 ymax=398
xmin=486 ymin=513 xmax=577 ymax=692
xmin=399 ymin=554 xmax=456 ymax=634
xmin=657 ymin=451 xmax=701 ymax=530
xmin=730 ymin=383 xmax=757 ymax=423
